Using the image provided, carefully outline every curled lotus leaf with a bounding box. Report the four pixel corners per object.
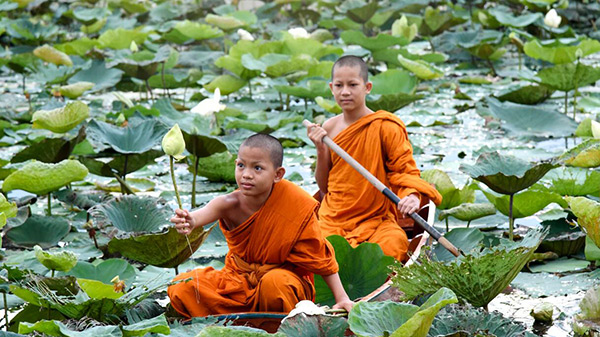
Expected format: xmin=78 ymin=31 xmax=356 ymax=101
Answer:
xmin=535 ymin=62 xmax=600 ymax=93
xmin=315 ymin=96 xmax=341 ymax=114
xmin=86 ymin=119 xmax=167 ymax=154
xmin=546 ymin=167 xmax=600 ymax=196
xmin=421 ymin=169 xmax=475 ymax=210
xmin=34 ymin=245 xmax=77 ymax=272
xmin=206 ymin=14 xmax=246 ymax=30
xmin=482 ymin=186 xmax=567 ymax=219
xmin=0 ymin=194 xmax=18 ymax=220
xmin=397 ymin=55 xmax=444 ymax=80
xmin=438 ymin=203 xmax=496 ymax=222
xmin=204 ymin=74 xmax=247 ymax=95
xmin=566 ymin=196 xmax=600 ymax=248
xmin=559 ymin=139 xmax=600 ymax=168
xmin=58 ymin=82 xmax=95 ymax=99
xmin=2 ymin=160 xmax=89 ymax=195
xmin=90 ymin=195 xmax=171 ymax=233
xmin=33 ymin=45 xmax=72 ymax=67
xmin=459 ymin=151 xmax=557 ymax=195
xmin=32 ymin=101 xmax=89 ymax=133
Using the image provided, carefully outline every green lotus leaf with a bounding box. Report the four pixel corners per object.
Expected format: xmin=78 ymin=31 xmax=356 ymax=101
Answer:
xmin=97 ymin=28 xmax=150 ymax=50
xmin=122 ymin=314 xmax=170 ymax=336
xmin=529 ymin=257 xmax=590 ymax=273
xmin=0 ymin=194 xmax=18 ymax=220
xmin=34 ymin=245 xmax=77 ymax=272
xmin=576 ymin=118 xmax=595 ymax=137
xmin=420 ymin=6 xmax=465 ymax=36
xmin=391 ymin=15 xmax=418 ymax=43
xmin=196 ymin=151 xmax=236 ymax=183
xmin=31 ymin=101 xmax=89 ymax=133
xmin=459 ymin=151 xmax=557 ymax=195
xmin=95 ymin=177 xmax=155 ymax=193
xmin=547 ymin=167 xmax=600 ymax=196
xmin=206 ymin=14 xmax=246 ymax=30
xmin=86 ymin=119 xmax=167 ymax=154
xmin=282 ymin=37 xmax=343 ymax=59
xmin=534 ymin=62 xmax=600 ymax=94
xmin=538 ymin=216 xmax=586 ymax=257
xmin=372 ymin=49 xmax=447 ymax=67
xmin=5 ymin=215 xmax=71 ymax=248
xmin=274 ymin=80 xmax=331 ymax=99
xmin=91 ymin=195 xmax=171 ymax=233
xmin=19 ymin=320 xmax=122 ymax=337
xmin=421 ymin=169 xmax=475 ymax=210
xmin=483 ymin=186 xmax=566 ymax=218
xmin=315 ymin=96 xmax=342 ymax=114
xmin=459 ymin=76 xmax=493 ymax=85
xmin=392 ymin=228 xmax=547 ymax=307
xmin=433 ymin=228 xmax=485 ymax=263
xmin=278 ymin=313 xmax=348 ymax=337
xmin=397 ymin=55 xmax=443 ymax=80
xmin=107 ymin=50 xmax=167 ymax=80
xmin=204 ymin=74 xmax=247 ymax=95
xmin=108 ymin=226 xmax=213 ymax=268
xmin=487 ymin=6 xmax=542 ymax=28
xmin=338 ymin=0 xmax=378 ymax=24
xmin=54 ymin=37 xmax=99 ymax=57
xmin=341 ymin=30 xmax=408 ymax=51
xmin=429 ymin=304 xmax=534 ymax=337
xmin=215 ymin=55 xmax=261 ymax=80
xmin=559 ymin=139 xmax=600 ymax=168
xmin=6 ymin=52 xmax=39 ymax=74
xmin=33 ymin=45 xmax=72 ymax=67
xmin=438 ymin=203 xmax=497 ymax=223
xmin=263 ymin=54 xmax=316 ymax=78
xmin=164 ymin=20 xmax=224 ymax=43
xmin=566 ymin=196 xmax=600 ymax=248
xmin=496 ymin=84 xmax=554 ymax=105
xmin=67 ymin=259 xmax=137 ymax=288
xmin=80 ymin=150 xmax=163 ymax=178
xmin=69 ymin=60 xmax=124 ymax=92
xmin=77 ymin=279 xmax=123 ymax=300
xmin=348 ymin=287 xmax=457 ymax=337
xmin=366 ymin=93 xmax=424 ymax=113
xmin=182 ymin=130 xmax=227 ymax=159
xmin=315 ymin=235 xmax=395 ymax=306
xmin=222 ymin=109 xmax=302 ymax=134
xmin=58 ymin=82 xmax=95 ymax=99
xmin=198 ymin=326 xmax=285 ymax=336
xmin=370 ymin=69 xmax=417 ymax=95
xmin=573 ymin=285 xmax=600 ymax=335
xmin=524 ymin=38 xmax=600 ymax=64
xmin=72 ymin=7 xmax=110 ymax=24
xmin=2 ymin=160 xmax=88 ymax=195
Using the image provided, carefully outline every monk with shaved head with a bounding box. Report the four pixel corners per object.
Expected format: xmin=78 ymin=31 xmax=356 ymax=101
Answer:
xmin=168 ymin=133 xmax=353 ymax=317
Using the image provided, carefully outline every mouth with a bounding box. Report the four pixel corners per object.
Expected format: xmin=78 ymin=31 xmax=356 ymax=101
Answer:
xmin=340 ymin=99 xmax=353 ymax=104
xmin=240 ymin=182 xmax=254 ymax=189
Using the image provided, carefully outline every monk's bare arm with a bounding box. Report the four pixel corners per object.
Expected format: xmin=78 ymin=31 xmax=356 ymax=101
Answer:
xmin=307 ymin=119 xmax=335 ymax=195
xmin=322 ymin=273 xmax=354 ymax=312
xmin=171 ymin=195 xmax=234 ymax=235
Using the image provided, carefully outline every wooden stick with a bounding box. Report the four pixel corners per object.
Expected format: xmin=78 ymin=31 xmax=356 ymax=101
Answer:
xmin=303 ymin=120 xmax=461 ymax=257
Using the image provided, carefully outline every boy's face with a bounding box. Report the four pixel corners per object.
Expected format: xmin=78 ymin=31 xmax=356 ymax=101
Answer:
xmin=330 ymin=65 xmax=372 ymax=113
xmin=235 ymin=146 xmax=285 ymax=197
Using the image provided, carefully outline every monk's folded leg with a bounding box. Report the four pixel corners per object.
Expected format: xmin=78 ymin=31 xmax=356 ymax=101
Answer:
xmin=253 ymin=269 xmax=314 ymax=313
xmin=367 ymin=220 xmax=409 ymax=262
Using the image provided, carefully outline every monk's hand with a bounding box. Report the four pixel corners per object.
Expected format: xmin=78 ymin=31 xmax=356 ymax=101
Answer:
xmin=397 ymin=193 xmax=420 ymax=217
xmin=306 ymin=123 xmax=328 ymax=152
xmin=171 ymin=208 xmax=195 ymax=235
xmin=333 ymin=298 xmax=354 ymax=313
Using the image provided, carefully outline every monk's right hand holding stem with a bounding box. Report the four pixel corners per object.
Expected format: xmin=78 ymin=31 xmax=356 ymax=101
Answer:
xmin=306 ymin=123 xmax=328 ymax=153
xmin=172 ymin=209 xmax=196 ymax=235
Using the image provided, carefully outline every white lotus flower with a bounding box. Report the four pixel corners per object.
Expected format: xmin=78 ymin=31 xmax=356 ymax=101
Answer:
xmin=282 ymin=300 xmax=326 ymax=322
xmin=191 ymin=88 xmax=226 ymax=116
xmin=237 ymin=28 xmax=254 ymax=41
xmin=544 ymin=9 xmax=561 ymax=28
xmin=288 ymin=27 xmax=310 ymax=39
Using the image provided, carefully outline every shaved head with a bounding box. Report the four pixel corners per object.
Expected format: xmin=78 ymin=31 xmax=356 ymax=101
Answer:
xmin=240 ymin=134 xmax=283 ymax=168
xmin=332 ymin=55 xmax=369 ymax=83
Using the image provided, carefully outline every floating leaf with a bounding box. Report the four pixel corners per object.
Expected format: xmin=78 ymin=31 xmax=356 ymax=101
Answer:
xmin=33 ymin=45 xmax=72 ymax=67
xmin=31 ymin=101 xmax=89 ymax=133
xmin=34 ymin=245 xmax=77 ymax=272
xmin=529 ymin=257 xmax=590 ymax=273
xmin=5 ymin=215 xmax=71 ymax=248
xmin=58 ymin=82 xmax=95 ymax=99
xmin=2 ymin=160 xmax=88 ymax=196
xmin=524 ymin=38 xmax=600 ymax=64
xmin=496 ymin=85 xmax=554 ymax=105
xmin=397 ymin=55 xmax=443 ymax=80
xmin=559 ymin=139 xmax=600 ymax=168
xmin=315 ymin=235 xmax=394 ymax=306
xmin=460 ymin=151 xmax=556 ymax=195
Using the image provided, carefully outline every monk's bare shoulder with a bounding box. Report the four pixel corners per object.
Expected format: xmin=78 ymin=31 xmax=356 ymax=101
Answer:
xmin=323 ymin=115 xmax=344 ymax=139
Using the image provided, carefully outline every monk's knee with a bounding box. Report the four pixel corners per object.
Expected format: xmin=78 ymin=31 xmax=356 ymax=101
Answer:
xmin=256 ymin=269 xmax=311 ymax=312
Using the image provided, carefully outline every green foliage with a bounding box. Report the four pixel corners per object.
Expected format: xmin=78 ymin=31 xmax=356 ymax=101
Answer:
xmin=566 ymin=196 xmax=600 ymax=249
xmin=421 ymin=169 xmax=475 ymax=210
xmin=397 ymin=55 xmax=444 ymax=80
xmin=86 ymin=119 xmax=167 ymax=154
xmin=559 ymin=139 xmax=600 ymax=168
xmin=524 ymin=38 xmax=600 ymax=64
xmin=34 ymin=245 xmax=77 ymax=272
xmin=31 ymin=101 xmax=89 ymax=133
xmin=5 ymin=215 xmax=71 ymax=248
xmin=2 ymin=159 xmax=88 ymax=195
xmin=278 ymin=314 xmax=348 ymax=337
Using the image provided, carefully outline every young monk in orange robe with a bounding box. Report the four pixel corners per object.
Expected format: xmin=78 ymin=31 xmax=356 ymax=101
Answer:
xmin=167 ymin=134 xmax=354 ymax=318
xmin=307 ymin=56 xmax=442 ymax=262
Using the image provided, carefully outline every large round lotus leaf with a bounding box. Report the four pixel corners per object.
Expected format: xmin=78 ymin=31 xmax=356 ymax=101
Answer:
xmin=421 ymin=169 xmax=475 ymax=210
xmin=33 ymin=45 xmax=72 ymax=67
xmin=204 ymin=74 xmax=247 ymax=95
xmin=315 ymin=235 xmax=395 ymax=306
xmin=459 ymin=151 xmax=556 ymax=195
xmin=370 ymin=69 xmax=416 ymax=95
xmin=164 ymin=21 xmax=224 ymax=43
xmin=496 ymin=85 xmax=554 ymax=105
xmin=2 ymin=160 xmax=88 ymax=195
xmin=275 ymin=80 xmax=331 ymax=99
xmin=341 ymin=30 xmax=408 ymax=51
xmin=0 ymin=194 xmax=18 ymax=220
xmin=58 ymin=82 xmax=95 ymax=99
xmin=195 ymin=151 xmax=236 ymax=183
xmin=182 ymin=130 xmax=227 ymax=158
xmin=536 ymin=63 xmax=600 ymax=93
xmin=69 ymin=60 xmax=123 ymax=92
xmin=566 ymin=196 xmax=600 ymax=248
xmin=547 ymin=167 xmax=600 ymax=196
xmin=559 ymin=139 xmax=600 ymax=168
xmin=420 ymin=6 xmax=465 ymax=36
xmin=108 ymin=225 xmax=213 ymax=268
xmin=278 ymin=313 xmax=348 ymax=337
xmin=397 ymin=55 xmax=443 ymax=80
xmin=487 ymin=6 xmax=542 ymax=28
xmin=524 ymin=38 xmax=600 ymax=64
xmin=438 ymin=203 xmax=496 ymax=223
xmin=91 ymin=195 xmax=171 ymax=233
xmin=5 ymin=215 xmax=71 ymax=248
xmin=77 ymin=279 xmax=123 ymax=300
xmin=86 ymin=119 xmax=167 ymax=154
xmin=282 ymin=37 xmax=342 ymax=60
xmin=261 ymin=54 xmax=316 ymax=78
xmin=31 ymin=101 xmax=89 ymax=133
xmin=97 ymin=28 xmax=150 ymax=50
xmin=67 ymin=259 xmax=137 ymax=286
xmin=482 ymin=186 xmax=566 ymax=218
xmin=34 ymin=245 xmax=77 ymax=272
xmin=486 ymin=97 xmax=578 ymax=138
xmin=366 ymin=93 xmax=423 ymax=113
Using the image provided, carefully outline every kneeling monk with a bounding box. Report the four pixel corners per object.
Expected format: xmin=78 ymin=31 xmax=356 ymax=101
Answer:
xmin=168 ymin=134 xmax=354 ymax=318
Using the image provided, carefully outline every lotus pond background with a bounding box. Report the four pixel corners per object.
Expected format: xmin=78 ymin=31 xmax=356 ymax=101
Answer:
xmin=1 ymin=0 xmax=600 ymax=336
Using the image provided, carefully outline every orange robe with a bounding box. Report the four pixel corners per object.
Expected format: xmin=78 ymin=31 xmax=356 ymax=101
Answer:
xmin=168 ymin=179 xmax=339 ymax=318
xmin=318 ymin=111 xmax=442 ymax=261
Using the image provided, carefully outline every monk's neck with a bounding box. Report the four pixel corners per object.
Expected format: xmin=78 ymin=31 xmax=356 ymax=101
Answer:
xmin=342 ymin=107 xmax=373 ymax=125
xmin=239 ymin=190 xmax=271 ymax=214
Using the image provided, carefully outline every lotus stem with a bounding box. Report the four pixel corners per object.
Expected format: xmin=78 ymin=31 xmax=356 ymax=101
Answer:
xmin=174 ymin=266 xmax=179 ymax=275
xmin=51 ymin=270 xmax=55 ymax=278
xmin=278 ymin=92 xmax=284 ymax=109
xmin=192 ymin=156 xmax=199 ymax=208
xmin=509 ymin=193 xmax=514 ymax=241
xmin=248 ymin=80 xmax=252 ymax=98
xmin=467 ymin=220 xmax=471 ymax=228
xmin=304 ymin=98 xmax=308 ymax=111
xmin=122 ymin=154 xmax=128 ymax=182
xmin=170 ymin=156 xmax=182 ymax=209
xmin=47 ymin=192 xmax=51 ymax=216
xmin=3 ymin=292 xmax=7 ymax=331
xmin=573 ymin=86 xmax=578 ymax=120
xmin=564 ymin=92 xmax=568 ymax=115
xmin=445 ymin=218 xmax=449 ymax=232
xmin=518 ymin=52 xmax=522 ymax=71
xmin=428 ymin=38 xmax=436 ymax=53
xmin=486 ymin=59 xmax=497 ymax=77
xmin=145 ymin=79 xmax=154 ymax=103
xmin=161 ymin=62 xmax=171 ymax=99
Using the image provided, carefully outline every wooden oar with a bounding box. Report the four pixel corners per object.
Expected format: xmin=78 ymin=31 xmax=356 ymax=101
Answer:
xmin=303 ymin=120 xmax=462 ymax=257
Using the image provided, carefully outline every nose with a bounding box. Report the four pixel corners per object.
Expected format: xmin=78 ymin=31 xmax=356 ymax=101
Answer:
xmin=341 ymin=85 xmax=350 ymax=96
xmin=242 ymin=168 xmax=252 ymax=179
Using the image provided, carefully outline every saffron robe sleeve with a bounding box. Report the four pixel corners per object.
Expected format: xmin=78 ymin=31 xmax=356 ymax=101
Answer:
xmin=317 ymin=111 xmax=442 ymax=261
xmin=167 ymin=179 xmax=338 ymax=318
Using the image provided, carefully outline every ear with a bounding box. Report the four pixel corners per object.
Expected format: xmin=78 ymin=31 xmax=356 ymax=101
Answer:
xmin=273 ymin=167 xmax=285 ymax=183
xmin=329 ymin=81 xmax=333 ymax=93
xmin=365 ymin=81 xmax=372 ymax=94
